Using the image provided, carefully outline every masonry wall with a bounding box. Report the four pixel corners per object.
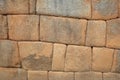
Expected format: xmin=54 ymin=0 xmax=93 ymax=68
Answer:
xmin=0 ymin=0 xmax=120 ymax=80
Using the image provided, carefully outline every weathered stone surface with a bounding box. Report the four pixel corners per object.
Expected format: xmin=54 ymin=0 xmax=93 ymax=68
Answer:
xmin=92 ymin=0 xmax=118 ymax=19
xmin=86 ymin=20 xmax=106 ymax=46
xmin=75 ymin=72 xmax=102 ymax=80
xmin=65 ymin=45 xmax=91 ymax=71
xmin=0 ymin=40 xmax=20 ymax=67
xmin=8 ymin=15 xmax=39 ymax=40
xmin=40 ymin=16 xmax=87 ymax=45
xmin=0 ymin=0 xmax=29 ymax=14
xmin=19 ymin=42 xmax=53 ymax=70
xmin=0 ymin=15 xmax=7 ymax=39
xmin=30 ymin=0 xmax=36 ymax=13
xmin=52 ymin=43 xmax=66 ymax=71
xmin=103 ymin=73 xmax=120 ymax=80
xmin=37 ymin=0 xmax=91 ymax=18
xmin=49 ymin=71 xmax=74 ymax=80
xmin=112 ymin=50 xmax=120 ymax=73
xmin=0 ymin=68 xmax=27 ymax=80
xmin=92 ymin=47 xmax=114 ymax=72
xmin=106 ymin=18 xmax=120 ymax=49
xmin=28 ymin=71 xmax=48 ymax=80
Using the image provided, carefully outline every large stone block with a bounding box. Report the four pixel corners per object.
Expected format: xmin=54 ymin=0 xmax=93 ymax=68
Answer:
xmin=40 ymin=16 xmax=87 ymax=45
xmin=103 ymin=73 xmax=120 ymax=80
xmin=8 ymin=15 xmax=39 ymax=40
xmin=36 ymin=0 xmax=91 ymax=18
xmin=65 ymin=45 xmax=91 ymax=71
xmin=19 ymin=42 xmax=53 ymax=70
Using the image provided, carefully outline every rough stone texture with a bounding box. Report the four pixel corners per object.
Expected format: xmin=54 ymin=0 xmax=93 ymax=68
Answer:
xmin=49 ymin=71 xmax=74 ymax=80
xmin=106 ymin=18 xmax=120 ymax=49
xmin=0 ymin=15 xmax=7 ymax=39
xmin=0 ymin=68 xmax=27 ymax=80
xmin=92 ymin=0 xmax=118 ymax=19
xmin=8 ymin=15 xmax=39 ymax=40
xmin=75 ymin=72 xmax=102 ymax=80
xmin=0 ymin=0 xmax=29 ymax=14
xmin=92 ymin=47 xmax=114 ymax=72
xmin=40 ymin=16 xmax=87 ymax=45
xmin=119 ymin=0 xmax=120 ymax=17
xmin=28 ymin=71 xmax=48 ymax=80
xmin=36 ymin=0 xmax=91 ymax=18
xmin=65 ymin=45 xmax=91 ymax=71
xmin=103 ymin=73 xmax=120 ymax=80
xmin=0 ymin=40 xmax=20 ymax=67
xmin=19 ymin=42 xmax=53 ymax=70
xmin=52 ymin=43 xmax=66 ymax=71
xmin=112 ymin=50 xmax=120 ymax=73
xmin=30 ymin=0 xmax=36 ymax=13
xmin=86 ymin=20 xmax=106 ymax=46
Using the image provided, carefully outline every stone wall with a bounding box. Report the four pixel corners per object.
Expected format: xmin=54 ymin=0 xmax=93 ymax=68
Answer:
xmin=0 ymin=0 xmax=120 ymax=80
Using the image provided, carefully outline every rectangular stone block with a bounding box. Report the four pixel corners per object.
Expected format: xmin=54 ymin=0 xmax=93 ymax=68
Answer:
xmin=19 ymin=42 xmax=53 ymax=70
xmin=52 ymin=43 xmax=66 ymax=71
xmin=65 ymin=45 xmax=91 ymax=71
xmin=49 ymin=71 xmax=74 ymax=80
xmin=8 ymin=15 xmax=39 ymax=40
xmin=0 ymin=68 xmax=27 ymax=80
xmin=92 ymin=47 xmax=114 ymax=72
xmin=75 ymin=72 xmax=102 ymax=80
xmin=103 ymin=73 xmax=120 ymax=80
xmin=0 ymin=0 xmax=29 ymax=14
xmin=0 ymin=40 xmax=20 ymax=67
xmin=36 ymin=0 xmax=91 ymax=18
xmin=92 ymin=0 xmax=118 ymax=19
xmin=40 ymin=16 xmax=87 ymax=45
xmin=86 ymin=20 xmax=106 ymax=46
xmin=106 ymin=18 xmax=120 ymax=49
xmin=28 ymin=71 xmax=48 ymax=80
xmin=0 ymin=15 xmax=7 ymax=39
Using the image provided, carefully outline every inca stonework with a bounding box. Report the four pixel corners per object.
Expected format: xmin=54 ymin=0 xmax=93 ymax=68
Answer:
xmin=0 ymin=0 xmax=120 ymax=80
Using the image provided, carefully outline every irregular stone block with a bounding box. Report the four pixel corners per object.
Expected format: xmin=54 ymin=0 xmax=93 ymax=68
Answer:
xmin=86 ymin=20 xmax=106 ymax=46
xmin=92 ymin=0 xmax=118 ymax=19
xmin=103 ymin=73 xmax=120 ymax=80
xmin=36 ymin=0 xmax=91 ymax=18
xmin=75 ymin=72 xmax=102 ymax=80
xmin=19 ymin=42 xmax=53 ymax=70
xmin=0 ymin=40 xmax=20 ymax=67
xmin=49 ymin=71 xmax=74 ymax=80
xmin=28 ymin=71 xmax=48 ymax=80
xmin=65 ymin=45 xmax=91 ymax=71
xmin=106 ymin=18 xmax=120 ymax=49
xmin=40 ymin=16 xmax=87 ymax=45
xmin=8 ymin=15 xmax=39 ymax=40
xmin=92 ymin=47 xmax=114 ymax=72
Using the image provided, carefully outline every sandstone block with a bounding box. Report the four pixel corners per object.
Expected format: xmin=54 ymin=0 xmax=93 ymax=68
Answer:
xmin=106 ymin=18 xmax=120 ymax=49
xmin=8 ymin=15 xmax=39 ymax=40
xmin=40 ymin=16 xmax=87 ymax=45
xmin=103 ymin=73 xmax=120 ymax=80
xmin=86 ymin=20 xmax=106 ymax=46
xmin=19 ymin=42 xmax=53 ymax=70
xmin=65 ymin=45 xmax=91 ymax=71
xmin=92 ymin=47 xmax=114 ymax=72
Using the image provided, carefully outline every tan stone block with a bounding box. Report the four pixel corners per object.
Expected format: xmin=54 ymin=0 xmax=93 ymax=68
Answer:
xmin=0 ymin=68 xmax=27 ymax=80
xmin=0 ymin=0 xmax=29 ymax=14
xmin=52 ymin=43 xmax=66 ymax=71
xmin=92 ymin=47 xmax=114 ymax=72
xmin=106 ymin=18 xmax=120 ymax=49
xmin=0 ymin=15 xmax=7 ymax=39
xmin=8 ymin=15 xmax=39 ymax=40
xmin=28 ymin=71 xmax=48 ymax=80
xmin=92 ymin=0 xmax=118 ymax=19
xmin=103 ymin=73 xmax=120 ymax=80
xmin=40 ymin=16 xmax=87 ymax=45
xmin=86 ymin=20 xmax=106 ymax=46
xmin=30 ymin=0 xmax=36 ymax=13
xmin=0 ymin=40 xmax=20 ymax=67
xmin=75 ymin=72 xmax=102 ymax=80
xmin=65 ymin=45 xmax=91 ymax=71
xmin=19 ymin=42 xmax=53 ymax=70
xmin=49 ymin=71 xmax=74 ymax=80
xmin=36 ymin=0 xmax=91 ymax=18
